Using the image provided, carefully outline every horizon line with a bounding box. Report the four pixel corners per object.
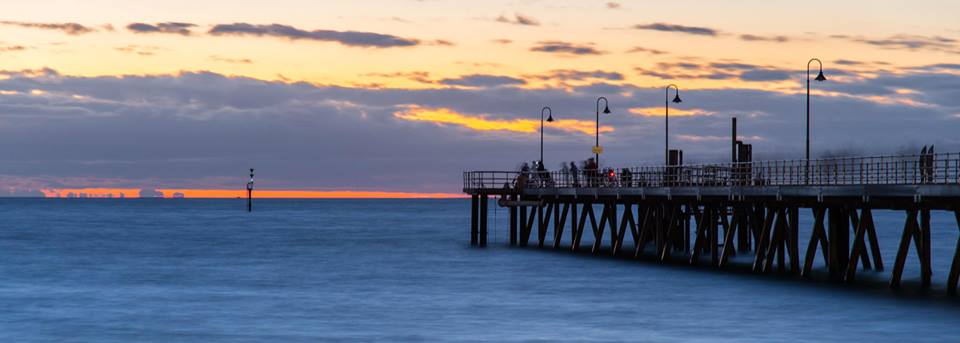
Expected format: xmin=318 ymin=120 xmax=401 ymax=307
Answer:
xmin=36 ymin=188 xmax=466 ymax=199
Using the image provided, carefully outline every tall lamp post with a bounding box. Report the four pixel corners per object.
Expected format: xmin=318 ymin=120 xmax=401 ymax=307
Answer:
xmin=595 ymin=97 xmax=611 ymax=165
xmin=665 ymin=84 xmax=682 ymax=165
xmin=540 ymin=106 xmax=554 ymax=165
xmin=806 ymin=58 xmax=826 ymax=183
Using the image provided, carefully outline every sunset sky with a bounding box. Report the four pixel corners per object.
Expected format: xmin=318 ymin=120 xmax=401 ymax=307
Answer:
xmin=1 ymin=0 xmax=958 ymax=197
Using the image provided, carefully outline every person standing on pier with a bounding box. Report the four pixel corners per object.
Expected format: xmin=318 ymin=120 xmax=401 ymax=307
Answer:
xmin=620 ymin=168 xmax=632 ymax=187
xmin=560 ymin=163 xmax=569 ymax=187
xmin=570 ymin=162 xmax=580 ymax=187
xmin=586 ymin=158 xmax=598 ymax=187
xmin=516 ymin=163 xmax=530 ymax=189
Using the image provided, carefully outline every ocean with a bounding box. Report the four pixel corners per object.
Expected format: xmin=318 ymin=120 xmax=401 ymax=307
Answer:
xmin=0 ymin=198 xmax=958 ymax=342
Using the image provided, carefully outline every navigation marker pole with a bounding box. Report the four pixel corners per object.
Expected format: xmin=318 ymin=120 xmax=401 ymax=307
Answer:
xmin=247 ymin=168 xmax=254 ymax=212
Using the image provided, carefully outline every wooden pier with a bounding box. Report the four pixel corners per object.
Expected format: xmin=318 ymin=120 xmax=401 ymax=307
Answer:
xmin=464 ymin=152 xmax=960 ymax=293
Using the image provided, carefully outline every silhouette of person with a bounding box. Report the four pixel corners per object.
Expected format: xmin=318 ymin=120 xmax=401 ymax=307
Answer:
xmin=570 ymin=162 xmax=580 ymax=187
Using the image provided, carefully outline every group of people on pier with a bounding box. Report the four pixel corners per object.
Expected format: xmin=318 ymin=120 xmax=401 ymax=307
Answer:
xmin=508 ymin=144 xmax=947 ymax=190
xmin=515 ymin=158 xmax=643 ymax=189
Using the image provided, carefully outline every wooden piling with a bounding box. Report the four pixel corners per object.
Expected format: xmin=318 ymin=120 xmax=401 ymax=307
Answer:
xmin=509 ymin=196 xmax=518 ymax=246
xmin=470 ymin=195 xmax=479 ymax=246
xmin=479 ymin=195 xmax=488 ymax=247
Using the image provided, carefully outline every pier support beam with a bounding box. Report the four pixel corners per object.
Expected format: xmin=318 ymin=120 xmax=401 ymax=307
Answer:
xmin=719 ymin=203 xmax=741 ymax=267
xmin=949 ymin=210 xmax=960 ymax=295
xmin=538 ymin=201 xmax=553 ymax=248
xmin=470 ymin=194 xmax=479 ymax=246
xmin=553 ymin=202 xmax=570 ymax=249
xmin=509 ymin=195 xmax=518 ymax=246
xmin=634 ymin=205 xmax=653 ymax=258
xmin=613 ymin=202 xmax=635 ymax=255
xmin=803 ymin=207 xmax=828 ymax=276
xmin=519 ymin=205 xmax=529 ymax=247
xmin=827 ymin=207 xmax=850 ymax=279
xmin=479 ymin=195 xmax=488 ymax=247
xmin=890 ymin=208 xmax=932 ymax=289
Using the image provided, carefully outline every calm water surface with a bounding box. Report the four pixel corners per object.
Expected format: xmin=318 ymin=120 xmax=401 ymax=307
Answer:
xmin=0 ymin=199 xmax=958 ymax=342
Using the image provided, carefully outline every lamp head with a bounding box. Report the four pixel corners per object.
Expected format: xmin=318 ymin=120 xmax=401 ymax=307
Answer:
xmin=672 ymin=94 xmax=682 ymax=103
xmin=815 ymin=70 xmax=827 ymax=82
xmin=546 ymin=114 xmax=554 ymax=122
xmin=602 ymin=104 xmax=611 ymax=114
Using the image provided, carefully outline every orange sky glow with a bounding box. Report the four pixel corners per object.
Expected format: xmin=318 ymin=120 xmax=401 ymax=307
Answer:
xmin=40 ymin=188 xmax=464 ymax=199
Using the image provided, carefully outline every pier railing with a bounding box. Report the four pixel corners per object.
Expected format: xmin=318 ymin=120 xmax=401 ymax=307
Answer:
xmin=464 ymin=152 xmax=960 ymax=190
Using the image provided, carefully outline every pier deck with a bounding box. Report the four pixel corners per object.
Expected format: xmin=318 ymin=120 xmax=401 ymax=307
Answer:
xmin=463 ymin=152 xmax=960 ymax=294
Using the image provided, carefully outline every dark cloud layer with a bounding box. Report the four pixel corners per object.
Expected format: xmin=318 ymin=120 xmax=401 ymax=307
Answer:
xmin=209 ymin=23 xmax=420 ymax=48
xmin=633 ymin=23 xmax=718 ymax=36
xmin=0 ymin=20 xmax=94 ymax=35
xmin=530 ymin=41 xmax=604 ymax=55
xmin=0 ymin=64 xmax=957 ymax=193
xmin=127 ymin=22 xmax=196 ymax=35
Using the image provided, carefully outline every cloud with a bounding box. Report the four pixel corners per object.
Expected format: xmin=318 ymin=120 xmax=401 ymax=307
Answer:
xmin=835 ymin=59 xmax=868 ymax=66
xmin=677 ymin=134 xmax=764 ymax=142
xmin=633 ymin=23 xmax=718 ymax=36
xmin=0 ymin=65 xmax=958 ymax=194
xmin=115 ymin=45 xmax=164 ymax=56
xmin=126 ymin=22 xmax=196 ymax=35
xmin=625 ymin=46 xmax=667 ymax=55
xmin=739 ymin=34 xmax=789 ymax=43
xmin=0 ymin=20 xmax=94 ymax=35
xmin=0 ymin=44 xmax=27 ymax=53
xmin=606 ymin=2 xmax=622 ymax=9
xmin=208 ymin=23 xmax=420 ymax=48
xmin=428 ymin=39 xmax=455 ymax=46
xmin=210 ymin=55 xmax=253 ymax=64
xmin=530 ymin=41 xmax=605 ymax=55
xmin=636 ymin=61 xmax=794 ymax=82
xmin=491 ymin=39 xmax=513 ymax=45
xmin=394 ymin=105 xmax=611 ymax=135
xmin=527 ymin=69 xmax=624 ymax=83
xmin=365 ymin=71 xmax=433 ymax=84
xmin=739 ymin=69 xmax=792 ymax=82
xmin=834 ymin=34 xmax=959 ymax=53
xmin=629 ymin=107 xmax=714 ymax=117
xmin=495 ymin=13 xmax=540 ymax=26
xmin=440 ymin=74 xmax=526 ymax=88
xmin=922 ymin=63 xmax=960 ymax=71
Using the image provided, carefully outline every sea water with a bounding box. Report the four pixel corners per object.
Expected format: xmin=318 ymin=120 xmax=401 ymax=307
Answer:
xmin=0 ymin=198 xmax=958 ymax=342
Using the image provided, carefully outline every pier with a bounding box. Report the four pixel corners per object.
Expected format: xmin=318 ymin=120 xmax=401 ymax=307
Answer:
xmin=464 ymin=150 xmax=960 ymax=293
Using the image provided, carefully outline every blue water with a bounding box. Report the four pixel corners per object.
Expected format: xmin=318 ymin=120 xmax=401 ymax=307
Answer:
xmin=0 ymin=198 xmax=958 ymax=342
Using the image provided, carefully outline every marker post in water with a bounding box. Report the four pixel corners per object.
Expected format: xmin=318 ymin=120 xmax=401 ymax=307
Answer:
xmin=246 ymin=168 xmax=254 ymax=212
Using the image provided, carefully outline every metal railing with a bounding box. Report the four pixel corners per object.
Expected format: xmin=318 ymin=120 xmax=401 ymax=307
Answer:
xmin=463 ymin=152 xmax=960 ymax=190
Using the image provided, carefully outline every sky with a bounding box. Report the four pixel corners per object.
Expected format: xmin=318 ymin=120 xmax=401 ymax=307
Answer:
xmin=0 ymin=0 xmax=958 ymax=197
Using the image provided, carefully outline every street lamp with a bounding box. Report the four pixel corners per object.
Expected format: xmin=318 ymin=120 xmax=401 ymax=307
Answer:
xmin=665 ymin=84 xmax=682 ymax=165
xmin=540 ymin=106 xmax=554 ymax=165
xmin=595 ymin=97 xmax=611 ymax=165
xmin=806 ymin=58 xmax=826 ymax=183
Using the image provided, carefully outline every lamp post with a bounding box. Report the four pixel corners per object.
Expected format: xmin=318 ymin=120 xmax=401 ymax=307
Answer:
xmin=540 ymin=106 xmax=554 ymax=165
xmin=665 ymin=84 xmax=682 ymax=165
xmin=806 ymin=58 xmax=826 ymax=183
xmin=595 ymin=97 xmax=611 ymax=165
